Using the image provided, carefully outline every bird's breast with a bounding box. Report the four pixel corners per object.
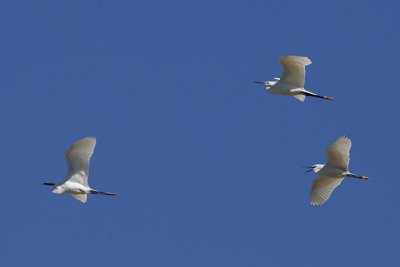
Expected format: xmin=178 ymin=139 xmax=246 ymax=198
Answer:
xmin=55 ymin=182 xmax=91 ymax=194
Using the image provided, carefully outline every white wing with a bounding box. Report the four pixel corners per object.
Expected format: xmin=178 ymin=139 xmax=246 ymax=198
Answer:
xmin=70 ymin=193 xmax=88 ymax=203
xmin=279 ymin=56 xmax=311 ymax=88
xmin=64 ymin=137 xmax=96 ymax=186
xmin=310 ymin=176 xmax=344 ymax=206
xmin=293 ymin=94 xmax=305 ymax=102
xmin=326 ymin=136 xmax=351 ymax=171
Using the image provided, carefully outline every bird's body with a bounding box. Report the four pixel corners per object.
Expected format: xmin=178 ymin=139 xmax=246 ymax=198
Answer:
xmin=255 ymin=56 xmax=333 ymax=102
xmin=305 ymin=136 xmax=368 ymax=206
xmin=317 ymin=165 xmax=349 ymax=178
xmin=42 ymin=137 xmax=116 ymax=203
xmin=266 ymin=82 xmax=320 ymax=102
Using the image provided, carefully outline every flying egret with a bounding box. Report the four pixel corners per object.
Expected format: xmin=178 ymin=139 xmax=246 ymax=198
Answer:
xmin=255 ymin=56 xmax=333 ymax=102
xmin=42 ymin=137 xmax=116 ymax=203
xmin=305 ymin=136 xmax=368 ymax=206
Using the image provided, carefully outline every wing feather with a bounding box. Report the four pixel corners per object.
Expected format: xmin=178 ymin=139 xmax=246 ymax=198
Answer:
xmin=310 ymin=176 xmax=344 ymax=206
xmin=293 ymin=94 xmax=305 ymax=102
xmin=64 ymin=137 xmax=96 ymax=186
xmin=70 ymin=194 xmax=88 ymax=203
xmin=326 ymin=136 xmax=351 ymax=171
xmin=279 ymin=56 xmax=311 ymax=88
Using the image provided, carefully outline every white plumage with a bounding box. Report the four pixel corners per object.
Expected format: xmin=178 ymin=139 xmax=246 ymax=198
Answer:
xmin=64 ymin=136 xmax=95 ymax=187
xmin=306 ymin=136 xmax=368 ymax=206
xmin=255 ymin=56 xmax=333 ymax=102
xmin=42 ymin=137 xmax=116 ymax=203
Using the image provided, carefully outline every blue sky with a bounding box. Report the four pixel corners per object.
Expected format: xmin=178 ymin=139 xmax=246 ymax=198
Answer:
xmin=1 ymin=0 xmax=399 ymax=266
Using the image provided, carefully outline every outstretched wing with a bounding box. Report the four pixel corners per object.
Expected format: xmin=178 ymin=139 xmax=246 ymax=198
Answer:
xmin=70 ymin=193 xmax=88 ymax=203
xmin=326 ymin=136 xmax=351 ymax=172
xmin=293 ymin=94 xmax=305 ymax=102
xmin=279 ymin=56 xmax=311 ymax=88
xmin=64 ymin=137 xmax=96 ymax=186
xmin=310 ymin=176 xmax=344 ymax=206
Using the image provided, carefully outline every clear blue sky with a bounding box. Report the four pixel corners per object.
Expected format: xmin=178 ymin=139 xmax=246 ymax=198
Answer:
xmin=1 ymin=0 xmax=399 ymax=266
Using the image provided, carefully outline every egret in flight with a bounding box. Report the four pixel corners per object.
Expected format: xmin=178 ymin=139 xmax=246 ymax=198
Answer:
xmin=255 ymin=56 xmax=333 ymax=102
xmin=305 ymin=136 xmax=368 ymax=206
xmin=42 ymin=137 xmax=116 ymax=203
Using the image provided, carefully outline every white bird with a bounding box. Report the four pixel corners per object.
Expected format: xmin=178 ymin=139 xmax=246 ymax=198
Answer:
xmin=305 ymin=136 xmax=368 ymax=206
xmin=42 ymin=137 xmax=116 ymax=203
xmin=255 ymin=56 xmax=333 ymax=102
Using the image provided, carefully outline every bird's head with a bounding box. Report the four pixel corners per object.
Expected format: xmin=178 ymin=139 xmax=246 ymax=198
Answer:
xmin=304 ymin=164 xmax=325 ymax=173
xmin=254 ymin=80 xmax=278 ymax=89
xmin=41 ymin=182 xmax=60 ymax=193
xmin=254 ymin=81 xmax=267 ymax=85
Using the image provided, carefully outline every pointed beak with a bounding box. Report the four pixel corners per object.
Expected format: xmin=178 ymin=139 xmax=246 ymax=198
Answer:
xmin=303 ymin=166 xmax=314 ymax=173
xmin=254 ymin=81 xmax=264 ymax=84
xmin=42 ymin=182 xmax=55 ymax=186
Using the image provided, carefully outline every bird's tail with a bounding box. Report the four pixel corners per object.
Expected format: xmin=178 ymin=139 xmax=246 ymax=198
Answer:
xmin=90 ymin=190 xmax=117 ymax=196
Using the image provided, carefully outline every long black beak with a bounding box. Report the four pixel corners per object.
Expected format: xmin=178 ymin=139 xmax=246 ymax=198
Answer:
xmin=42 ymin=182 xmax=55 ymax=186
xmin=303 ymin=166 xmax=314 ymax=173
xmin=254 ymin=81 xmax=264 ymax=84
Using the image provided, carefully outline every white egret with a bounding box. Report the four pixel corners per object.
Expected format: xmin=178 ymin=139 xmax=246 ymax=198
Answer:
xmin=42 ymin=137 xmax=116 ymax=203
xmin=305 ymin=136 xmax=368 ymax=206
xmin=255 ymin=56 xmax=333 ymax=102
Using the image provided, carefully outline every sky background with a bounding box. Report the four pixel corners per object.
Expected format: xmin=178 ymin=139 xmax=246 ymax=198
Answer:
xmin=1 ymin=0 xmax=399 ymax=266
